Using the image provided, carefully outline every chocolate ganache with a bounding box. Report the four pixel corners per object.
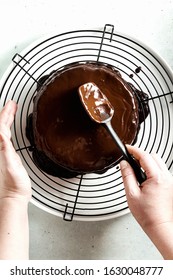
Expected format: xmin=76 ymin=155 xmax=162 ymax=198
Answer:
xmin=26 ymin=62 xmax=149 ymax=178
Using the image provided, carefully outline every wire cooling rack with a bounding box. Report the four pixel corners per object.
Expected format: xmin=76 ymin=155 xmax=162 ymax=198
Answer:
xmin=0 ymin=24 xmax=173 ymax=221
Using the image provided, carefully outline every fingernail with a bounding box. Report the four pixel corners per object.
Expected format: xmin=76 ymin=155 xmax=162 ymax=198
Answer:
xmin=120 ymin=160 xmax=128 ymax=168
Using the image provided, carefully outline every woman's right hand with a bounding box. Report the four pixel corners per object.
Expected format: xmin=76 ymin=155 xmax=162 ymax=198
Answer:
xmin=120 ymin=145 xmax=173 ymax=231
xmin=120 ymin=145 xmax=173 ymax=259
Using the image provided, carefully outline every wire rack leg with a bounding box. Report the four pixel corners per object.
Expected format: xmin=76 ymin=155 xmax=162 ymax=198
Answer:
xmin=63 ymin=175 xmax=83 ymax=221
xmin=12 ymin=53 xmax=41 ymax=85
xmin=97 ymin=24 xmax=114 ymax=62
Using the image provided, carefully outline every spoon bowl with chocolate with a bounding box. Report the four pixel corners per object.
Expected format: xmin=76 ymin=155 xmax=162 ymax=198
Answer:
xmin=78 ymin=82 xmax=146 ymax=184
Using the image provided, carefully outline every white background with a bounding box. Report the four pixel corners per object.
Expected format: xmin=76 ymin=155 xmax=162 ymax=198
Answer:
xmin=0 ymin=0 xmax=173 ymax=260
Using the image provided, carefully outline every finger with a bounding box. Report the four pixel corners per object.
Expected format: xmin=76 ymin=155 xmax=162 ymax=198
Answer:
xmin=0 ymin=132 xmax=15 ymax=152
xmin=120 ymin=160 xmax=140 ymax=197
xmin=0 ymin=100 xmax=17 ymax=127
xmin=0 ymin=132 xmax=22 ymax=170
xmin=126 ymin=145 xmax=161 ymax=179
xmin=0 ymin=100 xmax=17 ymax=139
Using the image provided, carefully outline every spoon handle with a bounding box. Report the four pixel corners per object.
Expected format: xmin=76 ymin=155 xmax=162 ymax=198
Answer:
xmin=103 ymin=122 xmax=146 ymax=185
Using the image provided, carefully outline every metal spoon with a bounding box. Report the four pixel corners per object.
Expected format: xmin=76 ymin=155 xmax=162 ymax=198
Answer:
xmin=78 ymin=82 xmax=146 ymax=184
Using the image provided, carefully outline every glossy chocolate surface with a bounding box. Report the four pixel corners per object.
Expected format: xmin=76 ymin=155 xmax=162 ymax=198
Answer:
xmin=26 ymin=62 xmax=149 ymax=177
xmin=78 ymin=82 xmax=114 ymax=123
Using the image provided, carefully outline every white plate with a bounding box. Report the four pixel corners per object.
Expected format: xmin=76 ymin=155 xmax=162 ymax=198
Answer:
xmin=0 ymin=24 xmax=173 ymax=221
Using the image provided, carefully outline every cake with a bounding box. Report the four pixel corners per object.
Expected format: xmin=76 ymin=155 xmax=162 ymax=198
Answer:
xmin=26 ymin=62 xmax=149 ymax=178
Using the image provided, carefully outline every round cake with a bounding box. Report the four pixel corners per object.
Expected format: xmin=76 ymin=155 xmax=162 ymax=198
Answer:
xmin=26 ymin=62 xmax=149 ymax=177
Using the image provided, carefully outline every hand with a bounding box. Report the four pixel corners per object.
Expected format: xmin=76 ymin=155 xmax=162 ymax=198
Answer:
xmin=120 ymin=145 xmax=173 ymax=233
xmin=0 ymin=100 xmax=31 ymax=201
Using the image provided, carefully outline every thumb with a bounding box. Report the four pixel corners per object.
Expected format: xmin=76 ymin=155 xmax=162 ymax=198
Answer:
xmin=0 ymin=132 xmax=8 ymax=151
xmin=0 ymin=132 xmax=14 ymax=152
xmin=120 ymin=160 xmax=140 ymax=198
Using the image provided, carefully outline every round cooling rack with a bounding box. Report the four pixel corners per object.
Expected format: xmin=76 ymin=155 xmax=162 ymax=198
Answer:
xmin=0 ymin=24 xmax=173 ymax=221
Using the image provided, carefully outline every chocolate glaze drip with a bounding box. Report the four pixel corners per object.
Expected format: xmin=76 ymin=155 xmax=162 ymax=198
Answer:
xmin=128 ymin=83 xmax=149 ymax=123
xmin=135 ymin=66 xmax=142 ymax=74
xmin=26 ymin=62 xmax=149 ymax=178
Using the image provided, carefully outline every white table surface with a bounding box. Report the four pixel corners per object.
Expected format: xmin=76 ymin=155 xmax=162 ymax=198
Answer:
xmin=0 ymin=0 xmax=173 ymax=260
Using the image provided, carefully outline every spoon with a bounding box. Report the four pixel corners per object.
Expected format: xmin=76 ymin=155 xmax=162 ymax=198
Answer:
xmin=78 ymin=82 xmax=146 ymax=184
